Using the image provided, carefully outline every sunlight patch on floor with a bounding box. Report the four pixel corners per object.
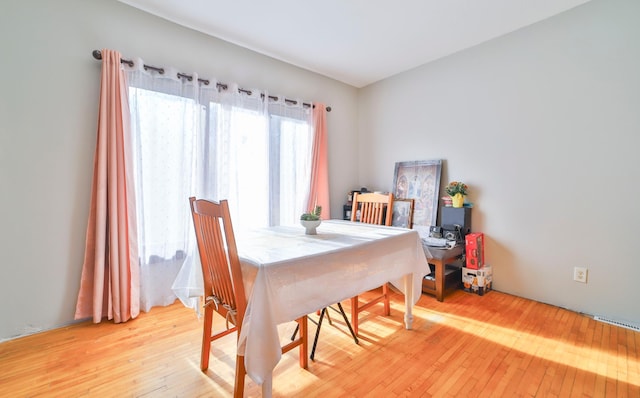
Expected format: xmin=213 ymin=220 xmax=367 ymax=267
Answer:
xmin=421 ymin=308 xmax=640 ymax=386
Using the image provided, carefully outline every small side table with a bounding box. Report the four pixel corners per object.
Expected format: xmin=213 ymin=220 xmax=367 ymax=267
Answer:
xmin=422 ymin=245 xmax=464 ymax=301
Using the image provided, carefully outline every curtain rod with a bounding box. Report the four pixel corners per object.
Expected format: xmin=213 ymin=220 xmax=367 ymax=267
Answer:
xmin=92 ymin=50 xmax=331 ymax=112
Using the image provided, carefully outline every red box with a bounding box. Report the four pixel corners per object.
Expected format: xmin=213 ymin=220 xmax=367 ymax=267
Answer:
xmin=465 ymin=232 xmax=484 ymax=269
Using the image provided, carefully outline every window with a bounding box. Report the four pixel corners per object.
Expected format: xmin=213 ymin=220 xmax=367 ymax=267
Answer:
xmin=126 ymin=72 xmax=314 ymax=310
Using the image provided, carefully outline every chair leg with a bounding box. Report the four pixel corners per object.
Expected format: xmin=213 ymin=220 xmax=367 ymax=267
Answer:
xmin=383 ymin=283 xmax=390 ymax=316
xmin=291 ymin=306 xmax=357 ymax=361
xmin=310 ymin=308 xmax=327 ymax=361
xmin=233 ymin=354 xmax=246 ymax=398
xmin=200 ymin=306 xmax=213 ymax=371
xmin=350 ymin=284 xmax=391 ymax=336
xmin=299 ymin=316 xmax=308 ymax=369
xmin=292 ymin=313 xmax=324 ymax=342
xmin=350 ymin=296 xmax=359 ymax=336
xmin=335 ymin=302 xmax=359 ymax=344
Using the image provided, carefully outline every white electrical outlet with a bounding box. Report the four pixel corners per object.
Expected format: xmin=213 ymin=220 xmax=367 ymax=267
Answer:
xmin=574 ymin=267 xmax=588 ymax=283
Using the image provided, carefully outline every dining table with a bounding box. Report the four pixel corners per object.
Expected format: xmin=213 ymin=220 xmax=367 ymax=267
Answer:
xmin=233 ymin=219 xmax=430 ymax=397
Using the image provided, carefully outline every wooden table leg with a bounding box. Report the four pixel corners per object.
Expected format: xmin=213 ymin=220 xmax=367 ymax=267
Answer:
xmin=433 ymin=259 xmax=445 ymax=302
xmin=403 ymin=273 xmax=414 ymax=329
xmin=261 ymin=375 xmax=273 ymax=398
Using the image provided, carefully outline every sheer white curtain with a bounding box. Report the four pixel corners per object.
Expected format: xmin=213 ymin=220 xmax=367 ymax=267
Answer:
xmin=126 ymin=60 xmax=204 ymax=311
xmin=201 ymin=86 xmax=312 ymax=229
xmin=124 ymin=59 xmax=314 ymax=312
xmin=269 ymin=98 xmax=314 ymax=226
xmin=203 ymin=84 xmax=270 ymax=229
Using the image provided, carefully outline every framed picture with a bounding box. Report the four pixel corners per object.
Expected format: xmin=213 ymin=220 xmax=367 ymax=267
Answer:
xmin=392 ymin=199 xmax=415 ymax=229
xmin=392 ymin=159 xmax=442 ymax=236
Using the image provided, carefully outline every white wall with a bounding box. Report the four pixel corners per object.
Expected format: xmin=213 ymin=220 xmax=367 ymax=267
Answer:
xmin=0 ymin=0 xmax=358 ymax=340
xmin=358 ymin=0 xmax=640 ymax=326
xmin=2 ymin=0 xmax=638 ymax=342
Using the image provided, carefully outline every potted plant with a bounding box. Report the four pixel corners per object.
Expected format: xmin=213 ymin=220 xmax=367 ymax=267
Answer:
xmin=445 ymin=181 xmax=468 ymax=208
xmin=300 ymin=205 xmax=322 ymax=235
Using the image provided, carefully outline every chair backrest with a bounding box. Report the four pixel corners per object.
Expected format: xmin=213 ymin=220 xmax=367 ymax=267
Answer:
xmin=350 ymin=192 xmax=394 ymax=226
xmin=189 ymin=197 xmax=246 ymax=329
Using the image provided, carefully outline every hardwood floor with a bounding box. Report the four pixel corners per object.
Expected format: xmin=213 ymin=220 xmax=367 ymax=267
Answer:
xmin=1 ymin=289 xmax=638 ymax=397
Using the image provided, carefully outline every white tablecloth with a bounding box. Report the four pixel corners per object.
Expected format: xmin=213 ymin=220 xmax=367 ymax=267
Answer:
xmin=235 ymin=219 xmax=429 ymax=385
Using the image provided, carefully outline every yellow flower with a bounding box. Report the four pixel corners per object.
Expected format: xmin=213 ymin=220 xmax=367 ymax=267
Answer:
xmin=445 ymin=181 xmax=469 ymax=196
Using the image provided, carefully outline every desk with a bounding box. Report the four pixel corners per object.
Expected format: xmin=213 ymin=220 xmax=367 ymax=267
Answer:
xmin=235 ymin=220 xmax=429 ymax=396
xmin=422 ymin=245 xmax=464 ymax=301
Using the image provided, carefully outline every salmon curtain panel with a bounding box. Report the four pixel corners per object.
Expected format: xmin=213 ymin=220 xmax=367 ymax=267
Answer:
xmin=74 ymin=49 xmax=140 ymax=323
xmin=307 ymin=103 xmax=330 ymax=218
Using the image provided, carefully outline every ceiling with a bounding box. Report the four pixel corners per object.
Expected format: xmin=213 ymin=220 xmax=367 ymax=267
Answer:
xmin=118 ymin=0 xmax=591 ymax=88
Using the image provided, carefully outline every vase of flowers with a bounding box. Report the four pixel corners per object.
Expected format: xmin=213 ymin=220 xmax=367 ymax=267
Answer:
xmin=445 ymin=181 xmax=468 ymax=208
xmin=300 ymin=205 xmax=322 ymax=235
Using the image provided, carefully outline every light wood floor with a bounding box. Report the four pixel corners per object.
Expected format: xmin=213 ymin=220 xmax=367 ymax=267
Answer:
xmin=1 ymin=289 xmax=638 ymax=397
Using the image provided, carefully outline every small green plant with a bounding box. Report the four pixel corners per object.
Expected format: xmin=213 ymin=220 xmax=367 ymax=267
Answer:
xmin=445 ymin=181 xmax=469 ymax=196
xmin=300 ymin=205 xmax=322 ymax=221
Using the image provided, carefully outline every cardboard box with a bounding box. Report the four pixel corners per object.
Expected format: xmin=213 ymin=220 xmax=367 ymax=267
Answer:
xmin=465 ymin=232 xmax=484 ymax=269
xmin=462 ymin=265 xmax=492 ymax=296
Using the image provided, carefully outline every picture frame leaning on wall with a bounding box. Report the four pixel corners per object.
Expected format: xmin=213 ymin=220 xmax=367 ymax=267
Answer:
xmin=391 ymin=198 xmax=415 ymax=229
xmin=392 ymin=159 xmax=442 ymax=238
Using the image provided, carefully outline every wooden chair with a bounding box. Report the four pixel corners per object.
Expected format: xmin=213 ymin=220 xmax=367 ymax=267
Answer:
xmin=349 ymin=192 xmax=394 ymax=335
xmin=189 ymin=197 xmax=308 ymax=398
